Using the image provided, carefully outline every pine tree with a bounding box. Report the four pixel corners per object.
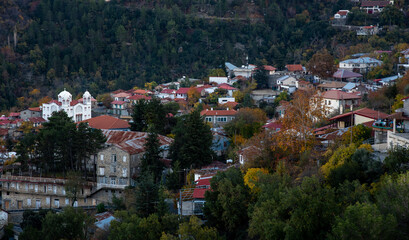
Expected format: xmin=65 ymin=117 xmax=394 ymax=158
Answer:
xmin=170 ymin=110 xmax=213 ymax=169
xmin=141 ymin=126 xmax=164 ymax=183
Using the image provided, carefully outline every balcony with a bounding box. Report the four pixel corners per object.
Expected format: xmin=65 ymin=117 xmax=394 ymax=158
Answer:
xmin=372 ymin=120 xmax=405 ymax=133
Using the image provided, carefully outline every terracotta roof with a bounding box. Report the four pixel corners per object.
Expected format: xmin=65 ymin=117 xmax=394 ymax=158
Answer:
xmin=318 ymin=81 xmax=347 ymax=89
xmin=48 ymin=100 xmax=62 ymax=106
xmin=0 ymin=120 xmax=11 ymax=125
xmin=127 ymin=94 xmax=152 ymax=101
xmin=322 ymin=90 xmax=361 ymax=100
xmin=176 ymin=88 xmax=190 ymax=94
xmin=220 ymin=102 xmax=239 ymax=108
xmin=196 ymin=178 xmax=211 ymax=187
xmin=28 ymin=117 xmax=46 ymax=123
xmin=102 ymin=130 xmax=173 ymax=155
xmin=113 ymin=92 xmax=131 ymax=98
xmin=200 ymin=161 xmax=227 ymax=170
xmin=70 ymin=100 xmax=79 ymax=106
xmin=329 ymin=108 xmax=388 ymax=121
xmin=28 ymin=107 xmax=41 ymax=112
xmin=9 ymin=112 xmax=20 ymax=117
xmin=133 ymin=89 xmax=152 ymax=95
xmin=361 ymin=1 xmax=389 ymax=7
xmin=200 ymin=109 xmax=237 ymax=116
xmin=337 ymin=10 xmax=349 ymax=16
xmin=263 ymin=65 xmax=276 ymax=71
xmin=80 ymin=115 xmax=130 ymax=129
xmin=161 ymin=89 xmax=175 ymax=94
xmin=193 ymin=188 xmax=208 ymax=199
xmin=218 ymin=83 xmax=237 ymax=90
xmin=286 ymin=64 xmax=303 ymax=72
xmin=263 ymin=121 xmax=283 ymax=130
xmin=111 ymin=100 xmax=126 ymax=105
xmin=112 ymin=89 xmax=125 ymax=94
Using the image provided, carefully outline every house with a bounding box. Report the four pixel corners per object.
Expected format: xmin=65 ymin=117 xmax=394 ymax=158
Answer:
xmin=297 ymin=80 xmax=314 ymax=91
xmin=263 ymin=121 xmax=283 ymax=133
xmin=127 ymin=94 xmax=152 ymax=105
xmin=276 ymin=101 xmax=289 ymax=118
xmin=210 ymin=128 xmax=230 ymax=156
xmin=80 ymin=115 xmax=130 ymax=130
xmin=0 ymin=173 xmax=97 ymax=210
xmin=218 ymin=83 xmax=237 ymax=97
xmin=251 ymin=89 xmax=279 ymax=105
xmin=339 ymin=57 xmax=383 ymax=74
xmin=41 ymin=89 xmax=93 ymax=122
xmin=94 ymin=130 xmax=173 ymax=203
xmin=329 ymin=107 xmax=389 ymax=129
xmin=225 ymin=62 xmax=238 ymax=78
xmin=28 ymin=117 xmax=46 ymax=127
xmin=110 ymin=101 xmax=128 ymax=117
xmin=175 ymin=88 xmax=190 ymax=100
xmin=333 ymin=69 xmax=363 ymax=82
xmin=201 ymin=109 xmax=237 ymax=127
xmin=276 ymin=75 xmax=298 ymax=93
xmin=334 ymin=10 xmax=349 ymax=18
xmin=321 ymin=90 xmax=361 ymax=115
xmin=112 ymin=92 xmax=131 ymax=102
xmin=361 ymin=1 xmax=391 ymax=14
xmin=285 ymin=64 xmax=305 ymax=73
xmin=357 ymin=25 xmax=380 ymax=36
xmin=317 ymin=81 xmax=347 ymax=91
xmin=20 ymin=107 xmax=42 ymax=121
xmin=158 ymin=89 xmax=176 ymax=99
xmin=218 ymin=97 xmax=235 ymax=104
xmin=209 ymin=77 xmax=228 ymax=85
xmin=229 ymin=64 xmax=256 ymax=79
xmin=263 ymin=65 xmax=277 ymax=75
xmin=238 ymin=146 xmax=261 ymax=165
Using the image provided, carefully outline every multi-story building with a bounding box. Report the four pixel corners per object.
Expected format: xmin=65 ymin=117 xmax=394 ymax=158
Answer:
xmin=201 ymin=109 xmax=237 ymax=127
xmin=41 ymin=89 xmax=93 ymax=122
xmin=339 ymin=57 xmax=383 ymax=74
xmin=0 ymin=174 xmax=96 ymax=210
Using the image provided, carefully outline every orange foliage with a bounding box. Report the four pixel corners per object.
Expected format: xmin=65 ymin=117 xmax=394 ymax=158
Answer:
xmin=38 ymin=96 xmax=52 ymax=105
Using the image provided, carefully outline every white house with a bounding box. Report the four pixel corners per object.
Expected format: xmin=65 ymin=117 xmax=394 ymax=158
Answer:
xmin=321 ymin=90 xmax=361 ymax=115
xmin=361 ymin=0 xmax=391 ymax=14
xmin=334 ymin=10 xmax=349 ymax=19
xmin=41 ymin=89 xmax=93 ymax=122
xmin=339 ymin=57 xmax=383 ymax=74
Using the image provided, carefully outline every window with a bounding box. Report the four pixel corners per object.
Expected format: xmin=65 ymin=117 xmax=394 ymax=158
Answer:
xmin=328 ymin=100 xmax=331 ymax=105
xmin=205 ymin=117 xmax=212 ymax=122
xmin=25 ymin=184 xmax=28 ymax=191
xmin=217 ymin=117 xmax=227 ymax=122
xmin=123 ymin=156 xmax=127 ymax=163
xmin=99 ymin=167 xmax=105 ymax=175
xmin=122 ymin=168 xmax=127 ymax=177
xmin=65 ymin=198 xmax=69 ymax=206
xmin=110 ymin=177 xmax=116 ymax=185
xmin=100 ymin=154 xmax=104 ymax=161
xmin=36 ymin=200 xmax=41 ymax=209
xmin=27 ymin=199 xmax=31 ymax=206
xmin=54 ymin=199 xmax=60 ymax=208
xmin=111 ymin=166 xmax=116 ymax=173
xmin=35 ymin=184 xmax=38 ymax=192
xmin=111 ymin=154 xmax=117 ymax=163
xmin=53 ymin=185 xmax=57 ymax=194
xmin=44 ymin=185 xmax=47 ymax=193
xmin=46 ymin=197 xmax=50 ymax=205
xmin=62 ymin=188 xmax=66 ymax=195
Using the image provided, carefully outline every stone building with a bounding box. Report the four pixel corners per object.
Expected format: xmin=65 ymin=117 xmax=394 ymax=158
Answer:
xmin=92 ymin=130 xmax=173 ymax=203
xmin=0 ymin=174 xmax=96 ymax=210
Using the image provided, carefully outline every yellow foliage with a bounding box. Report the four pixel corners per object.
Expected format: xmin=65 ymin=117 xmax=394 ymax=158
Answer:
xmin=243 ymin=168 xmax=269 ymax=193
xmin=321 ymin=144 xmax=357 ymax=178
xmin=232 ymin=134 xmax=246 ymax=146
xmin=29 ymin=88 xmax=40 ymax=97
xmin=358 ymin=143 xmax=373 ymax=152
xmin=233 ymin=90 xmax=244 ymax=103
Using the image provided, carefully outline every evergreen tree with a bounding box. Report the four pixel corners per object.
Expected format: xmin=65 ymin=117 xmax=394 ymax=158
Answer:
xmin=141 ymin=127 xmax=164 ymax=183
xmin=170 ymin=110 xmax=213 ymax=169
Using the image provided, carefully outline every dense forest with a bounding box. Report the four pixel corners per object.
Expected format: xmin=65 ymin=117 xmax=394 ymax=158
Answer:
xmin=1 ymin=0 xmax=409 ymax=110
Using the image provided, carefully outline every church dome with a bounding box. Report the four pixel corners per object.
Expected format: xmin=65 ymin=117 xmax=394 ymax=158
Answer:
xmin=58 ymin=89 xmax=72 ymax=103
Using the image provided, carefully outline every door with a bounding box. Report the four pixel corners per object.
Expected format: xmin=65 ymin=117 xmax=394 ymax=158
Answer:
xmin=36 ymin=200 xmax=41 ymax=209
xmin=17 ymin=201 xmax=22 ymax=209
xmin=4 ymin=201 xmax=9 ymax=210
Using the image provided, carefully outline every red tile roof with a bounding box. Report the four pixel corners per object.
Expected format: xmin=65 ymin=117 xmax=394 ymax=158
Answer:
xmin=193 ymin=188 xmax=208 ymax=199
xmin=28 ymin=107 xmax=41 ymax=112
xmin=263 ymin=121 xmax=283 ymax=130
xmin=111 ymin=100 xmax=126 ymax=105
xmin=220 ymin=102 xmax=239 ymax=108
xmin=28 ymin=117 xmax=46 ymax=123
xmin=0 ymin=129 xmax=8 ymax=136
xmin=200 ymin=109 xmax=237 ymax=116
xmin=286 ymin=64 xmax=303 ymax=72
xmin=9 ymin=112 xmax=20 ymax=117
xmin=113 ymin=92 xmax=132 ymax=98
xmin=176 ymin=88 xmax=190 ymax=94
xmin=329 ymin=108 xmax=388 ymax=121
xmin=337 ymin=10 xmax=349 ymax=16
xmin=263 ymin=65 xmax=276 ymax=71
xmin=218 ymin=83 xmax=237 ymax=90
xmin=196 ymin=178 xmax=211 ymax=187
xmin=161 ymin=89 xmax=175 ymax=94
xmin=48 ymin=100 xmax=62 ymax=106
xmin=321 ymin=90 xmax=361 ymax=100
xmin=70 ymin=100 xmax=79 ymax=106
xmin=80 ymin=115 xmax=130 ymax=129
xmin=133 ymin=89 xmax=152 ymax=95
xmin=127 ymin=94 xmax=152 ymax=101
xmin=102 ymin=130 xmax=173 ymax=155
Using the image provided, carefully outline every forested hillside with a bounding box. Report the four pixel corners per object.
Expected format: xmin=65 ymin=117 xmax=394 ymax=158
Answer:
xmin=0 ymin=0 xmax=408 ymax=110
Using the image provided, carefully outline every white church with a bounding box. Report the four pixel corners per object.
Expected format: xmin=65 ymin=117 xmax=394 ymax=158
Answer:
xmin=41 ymin=89 xmax=93 ymax=122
